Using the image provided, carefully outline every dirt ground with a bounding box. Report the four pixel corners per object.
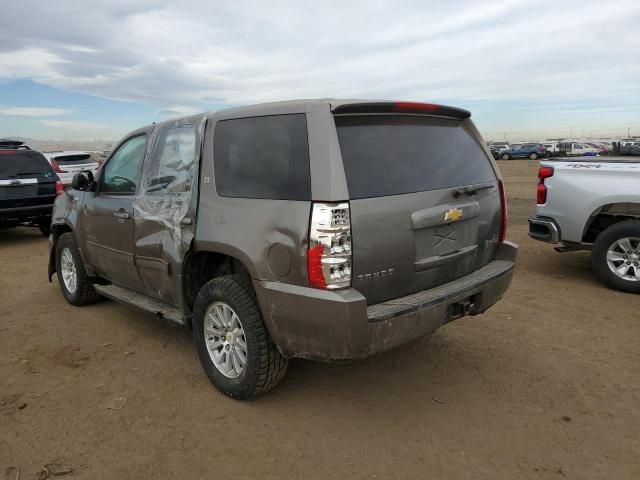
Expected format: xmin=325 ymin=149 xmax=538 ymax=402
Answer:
xmin=1 ymin=160 xmax=638 ymax=480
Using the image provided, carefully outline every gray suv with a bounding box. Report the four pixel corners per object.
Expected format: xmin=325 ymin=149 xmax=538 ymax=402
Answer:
xmin=48 ymin=100 xmax=517 ymax=399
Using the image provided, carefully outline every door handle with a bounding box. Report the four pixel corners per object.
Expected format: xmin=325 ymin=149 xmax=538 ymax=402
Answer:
xmin=113 ymin=210 xmax=130 ymax=219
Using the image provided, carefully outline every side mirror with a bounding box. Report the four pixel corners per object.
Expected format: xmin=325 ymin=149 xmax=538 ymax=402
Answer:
xmin=71 ymin=171 xmax=95 ymax=191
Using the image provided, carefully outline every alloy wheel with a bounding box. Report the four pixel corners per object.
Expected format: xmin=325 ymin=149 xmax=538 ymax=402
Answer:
xmin=204 ymin=301 xmax=248 ymax=378
xmin=606 ymin=237 xmax=640 ymax=282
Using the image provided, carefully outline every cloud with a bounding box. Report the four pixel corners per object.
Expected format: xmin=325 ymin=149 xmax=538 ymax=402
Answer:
xmin=0 ymin=107 xmax=71 ymax=116
xmin=0 ymin=0 xmax=638 ymax=136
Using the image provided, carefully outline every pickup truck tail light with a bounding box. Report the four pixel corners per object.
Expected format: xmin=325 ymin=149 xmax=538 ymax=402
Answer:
xmin=55 ymin=180 xmax=65 ymax=196
xmin=51 ymin=159 xmax=67 ymax=173
xmin=537 ymin=166 xmax=554 ymax=205
xmin=498 ymin=180 xmax=508 ymax=242
xmin=308 ymin=202 xmax=352 ymax=290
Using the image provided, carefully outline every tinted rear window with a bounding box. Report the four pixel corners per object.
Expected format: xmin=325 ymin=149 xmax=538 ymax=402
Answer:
xmin=335 ymin=115 xmax=496 ymax=199
xmin=213 ymin=114 xmax=310 ymax=200
xmin=54 ymin=154 xmax=93 ymax=165
xmin=0 ymin=151 xmax=53 ymax=179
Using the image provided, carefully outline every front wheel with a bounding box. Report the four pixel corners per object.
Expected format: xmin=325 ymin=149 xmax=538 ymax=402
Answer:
xmin=591 ymin=221 xmax=640 ymax=293
xmin=529 ymin=153 xmax=538 ymax=160
xmin=501 ymin=153 xmax=510 ymax=160
xmin=193 ymin=275 xmax=288 ymax=399
xmin=55 ymin=233 xmax=100 ymax=305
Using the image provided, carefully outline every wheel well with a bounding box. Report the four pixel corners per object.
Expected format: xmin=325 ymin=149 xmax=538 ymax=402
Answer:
xmin=48 ymin=224 xmax=73 ymax=280
xmin=583 ymin=203 xmax=640 ymax=243
xmin=183 ymin=251 xmax=253 ymax=312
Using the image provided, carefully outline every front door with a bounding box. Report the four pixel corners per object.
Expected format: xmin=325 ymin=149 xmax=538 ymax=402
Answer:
xmin=83 ymin=134 xmax=147 ymax=290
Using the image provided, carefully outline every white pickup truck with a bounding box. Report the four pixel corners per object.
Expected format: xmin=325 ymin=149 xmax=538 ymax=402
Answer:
xmin=529 ymin=157 xmax=640 ymax=293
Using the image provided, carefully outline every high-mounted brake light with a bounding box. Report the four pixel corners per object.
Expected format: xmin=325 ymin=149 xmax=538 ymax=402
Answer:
xmin=498 ymin=180 xmax=508 ymax=242
xmin=55 ymin=180 xmax=65 ymax=196
xmin=51 ymin=158 xmax=67 ymax=173
xmin=332 ymin=102 xmax=471 ymax=119
xmin=537 ymin=166 xmax=554 ymax=205
xmin=394 ymin=101 xmax=441 ymax=112
xmin=308 ymin=202 xmax=352 ymax=290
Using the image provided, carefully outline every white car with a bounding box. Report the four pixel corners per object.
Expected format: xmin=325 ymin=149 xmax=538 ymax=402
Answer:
xmin=542 ymin=142 xmax=560 ymax=156
xmin=43 ymin=151 xmax=100 ymax=186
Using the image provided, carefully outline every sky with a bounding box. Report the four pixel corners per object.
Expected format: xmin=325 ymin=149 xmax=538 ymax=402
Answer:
xmin=0 ymin=0 xmax=638 ymax=141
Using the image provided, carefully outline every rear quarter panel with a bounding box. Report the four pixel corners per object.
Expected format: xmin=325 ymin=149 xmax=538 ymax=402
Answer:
xmin=536 ymin=161 xmax=640 ymax=242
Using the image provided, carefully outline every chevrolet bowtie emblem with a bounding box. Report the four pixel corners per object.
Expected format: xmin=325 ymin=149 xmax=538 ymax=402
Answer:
xmin=444 ymin=208 xmax=463 ymax=222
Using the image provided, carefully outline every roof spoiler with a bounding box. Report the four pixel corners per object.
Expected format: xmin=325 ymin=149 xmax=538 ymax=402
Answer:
xmin=332 ymin=101 xmax=471 ymax=119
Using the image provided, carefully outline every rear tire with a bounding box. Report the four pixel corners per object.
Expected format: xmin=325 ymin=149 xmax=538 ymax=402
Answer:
xmin=529 ymin=153 xmax=538 ymax=160
xmin=55 ymin=233 xmax=100 ymax=305
xmin=591 ymin=221 xmax=640 ymax=294
xmin=501 ymin=153 xmax=510 ymax=160
xmin=193 ymin=274 xmax=288 ymax=399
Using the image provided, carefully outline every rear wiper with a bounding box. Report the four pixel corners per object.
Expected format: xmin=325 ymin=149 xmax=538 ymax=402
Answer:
xmin=453 ymin=184 xmax=495 ymax=198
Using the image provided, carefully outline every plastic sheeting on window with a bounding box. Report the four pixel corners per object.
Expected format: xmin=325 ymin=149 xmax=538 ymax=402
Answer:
xmin=133 ymin=114 xmax=207 ymax=239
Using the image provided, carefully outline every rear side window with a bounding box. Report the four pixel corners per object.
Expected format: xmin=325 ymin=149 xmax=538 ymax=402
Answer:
xmin=145 ymin=125 xmax=197 ymax=193
xmin=335 ymin=115 xmax=496 ymax=199
xmin=0 ymin=151 xmax=53 ymax=179
xmin=213 ymin=114 xmax=310 ymax=200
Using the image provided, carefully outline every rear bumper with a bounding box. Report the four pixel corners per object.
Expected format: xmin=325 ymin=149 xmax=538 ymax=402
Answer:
xmin=255 ymin=241 xmax=518 ymax=361
xmin=0 ymin=203 xmax=53 ymax=222
xmin=528 ymin=215 xmax=561 ymax=244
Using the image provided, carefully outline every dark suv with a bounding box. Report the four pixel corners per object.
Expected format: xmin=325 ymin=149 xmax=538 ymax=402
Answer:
xmin=48 ymin=100 xmax=518 ymax=399
xmin=1 ymin=140 xmax=63 ymax=235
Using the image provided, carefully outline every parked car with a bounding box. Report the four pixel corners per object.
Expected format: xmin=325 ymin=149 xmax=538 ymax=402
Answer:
xmin=542 ymin=142 xmax=560 ymax=157
xmin=47 ymin=100 xmax=518 ymax=399
xmin=488 ymin=142 xmax=510 ymax=152
xmin=501 ymin=143 xmax=546 ymax=160
xmin=585 ymin=143 xmax=609 ymax=155
xmin=620 ymin=142 xmax=640 ymax=155
xmin=0 ymin=139 xmax=63 ymax=235
xmin=557 ymin=142 xmax=599 ymax=156
xmin=489 ymin=145 xmax=501 ymax=160
xmin=43 ymin=151 xmax=100 ymax=186
xmin=529 ymin=156 xmax=640 ymax=293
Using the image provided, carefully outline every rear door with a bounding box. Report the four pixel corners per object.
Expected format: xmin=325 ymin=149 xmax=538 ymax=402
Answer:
xmin=334 ymin=113 xmax=502 ymax=305
xmin=133 ymin=120 xmax=200 ymax=305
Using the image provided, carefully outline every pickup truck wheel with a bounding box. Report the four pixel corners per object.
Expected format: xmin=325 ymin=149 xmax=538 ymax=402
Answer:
xmin=529 ymin=153 xmax=538 ymax=160
xmin=592 ymin=221 xmax=640 ymax=293
xmin=501 ymin=153 xmax=510 ymax=160
xmin=55 ymin=233 xmax=100 ymax=305
xmin=193 ymin=275 xmax=288 ymax=399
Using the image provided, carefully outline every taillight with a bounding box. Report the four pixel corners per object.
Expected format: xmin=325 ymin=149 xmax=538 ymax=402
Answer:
xmin=51 ymin=158 xmax=67 ymax=173
xmin=307 ymin=202 xmax=352 ymax=290
xmin=55 ymin=180 xmax=64 ymax=196
xmin=498 ymin=180 xmax=508 ymax=242
xmin=537 ymin=166 xmax=554 ymax=205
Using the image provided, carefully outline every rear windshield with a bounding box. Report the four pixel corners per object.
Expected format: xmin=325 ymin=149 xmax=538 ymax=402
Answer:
xmin=0 ymin=151 xmax=54 ymax=179
xmin=334 ymin=115 xmax=496 ymax=199
xmin=213 ymin=114 xmax=310 ymax=200
xmin=53 ymin=154 xmax=93 ymax=165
